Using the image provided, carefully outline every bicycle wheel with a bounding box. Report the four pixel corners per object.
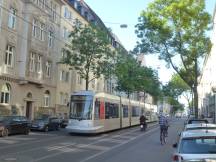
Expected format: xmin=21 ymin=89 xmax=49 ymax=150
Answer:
xmin=160 ymin=130 xmax=166 ymax=145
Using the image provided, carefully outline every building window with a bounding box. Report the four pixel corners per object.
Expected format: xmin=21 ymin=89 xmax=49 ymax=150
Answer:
xmin=63 ymin=27 xmax=69 ymax=39
xmin=0 ymin=0 xmax=2 ymax=26
xmin=36 ymin=55 xmax=42 ymax=73
xmin=8 ymin=7 xmax=16 ymax=29
xmin=5 ymin=45 xmax=14 ymax=66
xmin=44 ymin=90 xmax=50 ymax=107
xmin=77 ymin=75 xmax=82 ymax=85
xmin=51 ymin=2 xmax=57 ymax=21
xmin=64 ymin=93 xmax=68 ymax=105
xmin=32 ymin=19 xmax=39 ymax=38
xmin=60 ymin=92 xmax=64 ymax=105
xmin=48 ymin=30 xmax=54 ymax=48
xmin=64 ymin=7 xmax=72 ymax=21
xmin=32 ymin=18 xmax=44 ymax=41
xmin=39 ymin=0 xmax=45 ymax=8
xmin=45 ymin=61 xmax=51 ymax=77
xmin=40 ymin=23 xmax=45 ymax=41
xmin=1 ymin=83 xmax=11 ymax=104
xmin=60 ymin=70 xmax=64 ymax=81
xmin=30 ymin=53 xmax=35 ymax=72
xmin=65 ymin=72 xmax=69 ymax=82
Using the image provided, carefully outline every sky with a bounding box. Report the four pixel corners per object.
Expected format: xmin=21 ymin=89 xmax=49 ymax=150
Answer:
xmin=84 ymin=0 xmax=216 ymax=84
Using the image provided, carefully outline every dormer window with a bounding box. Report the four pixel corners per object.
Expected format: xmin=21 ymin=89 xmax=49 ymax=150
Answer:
xmin=84 ymin=11 xmax=88 ymax=20
xmin=78 ymin=6 xmax=82 ymax=13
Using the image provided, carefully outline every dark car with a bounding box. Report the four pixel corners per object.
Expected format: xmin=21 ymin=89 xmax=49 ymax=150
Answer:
xmin=31 ymin=116 xmax=61 ymax=132
xmin=184 ymin=118 xmax=209 ymax=126
xmin=59 ymin=118 xmax=68 ymax=128
xmin=0 ymin=116 xmax=31 ymax=137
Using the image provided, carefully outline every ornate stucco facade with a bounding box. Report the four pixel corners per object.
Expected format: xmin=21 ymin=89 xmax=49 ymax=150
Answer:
xmin=0 ymin=0 xmax=125 ymax=119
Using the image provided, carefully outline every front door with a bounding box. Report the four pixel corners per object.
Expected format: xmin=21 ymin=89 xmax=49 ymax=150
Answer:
xmin=26 ymin=101 xmax=32 ymax=120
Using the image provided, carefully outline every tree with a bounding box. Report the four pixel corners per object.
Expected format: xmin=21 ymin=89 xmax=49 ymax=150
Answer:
xmin=135 ymin=0 xmax=212 ymax=118
xmin=115 ymin=52 xmax=161 ymax=100
xmin=62 ymin=21 xmax=116 ymax=90
xmin=163 ymin=73 xmax=190 ymax=98
xmin=115 ymin=53 xmax=140 ymax=97
xmin=169 ymin=98 xmax=184 ymax=114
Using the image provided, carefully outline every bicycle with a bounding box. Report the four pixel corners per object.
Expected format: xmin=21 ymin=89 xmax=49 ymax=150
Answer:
xmin=160 ymin=126 xmax=167 ymax=145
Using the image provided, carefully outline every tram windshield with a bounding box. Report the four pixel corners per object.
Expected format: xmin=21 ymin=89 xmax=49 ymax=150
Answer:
xmin=70 ymin=95 xmax=93 ymax=120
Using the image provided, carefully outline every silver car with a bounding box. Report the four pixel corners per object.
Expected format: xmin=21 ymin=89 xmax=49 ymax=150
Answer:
xmin=173 ymin=130 xmax=216 ymax=162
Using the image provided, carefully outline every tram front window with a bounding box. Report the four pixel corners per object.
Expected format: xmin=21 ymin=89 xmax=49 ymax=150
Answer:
xmin=70 ymin=95 xmax=93 ymax=120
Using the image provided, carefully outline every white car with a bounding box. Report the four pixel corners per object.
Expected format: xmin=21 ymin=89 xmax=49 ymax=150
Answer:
xmin=173 ymin=130 xmax=216 ymax=162
xmin=185 ymin=124 xmax=216 ymax=131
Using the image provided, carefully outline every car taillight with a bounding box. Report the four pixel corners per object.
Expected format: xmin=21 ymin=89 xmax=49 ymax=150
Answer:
xmin=172 ymin=155 xmax=183 ymax=161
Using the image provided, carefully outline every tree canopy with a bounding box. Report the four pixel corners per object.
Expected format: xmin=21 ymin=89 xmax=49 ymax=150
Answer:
xmin=135 ymin=0 xmax=212 ymax=118
xmin=62 ymin=21 xmax=116 ymax=90
xmin=114 ymin=52 xmax=161 ymax=99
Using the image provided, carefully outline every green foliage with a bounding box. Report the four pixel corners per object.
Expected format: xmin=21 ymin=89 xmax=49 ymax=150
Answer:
xmin=168 ymin=97 xmax=184 ymax=114
xmin=62 ymin=20 xmax=116 ymax=90
xmin=114 ymin=52 xmax=162 ymax=99
xmin=163 ymin=73 xmax=190 ymax=99
xmin=135 ymin=0 xmax=212 ymax=118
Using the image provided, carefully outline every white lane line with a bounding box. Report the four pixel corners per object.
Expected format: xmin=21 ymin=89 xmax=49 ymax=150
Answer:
xmin=33 ymin=125 xmax=159 ymax=162
xmin=0 ymin=135 xmax=66 ymax=150
xmin=80 ymin=126 xmax=159 ymax=162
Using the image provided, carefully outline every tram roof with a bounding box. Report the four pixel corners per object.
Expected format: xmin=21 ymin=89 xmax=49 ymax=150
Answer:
xmin=72 ymin=91 xmax=95 ymax=96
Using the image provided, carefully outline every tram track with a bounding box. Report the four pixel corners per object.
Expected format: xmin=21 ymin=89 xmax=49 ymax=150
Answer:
xmin=0 ymin=123 xmax=158 ymax=162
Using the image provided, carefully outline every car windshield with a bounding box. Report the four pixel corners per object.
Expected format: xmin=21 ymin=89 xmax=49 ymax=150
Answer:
xmin=180 ymin=137 xmax=216 ymax=154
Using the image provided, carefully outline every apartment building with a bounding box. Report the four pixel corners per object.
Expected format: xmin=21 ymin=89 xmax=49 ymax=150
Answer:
xmin=198 ymin=7 xmax=216 ymax=118
xmin=0 ymin=0 xmax=126 ymax=119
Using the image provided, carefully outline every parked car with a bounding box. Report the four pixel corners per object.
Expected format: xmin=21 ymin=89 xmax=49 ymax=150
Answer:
xmin=59 ymin=118 xmax=68 ymax=128
xmin=185 ymin=119 xmax=209 ymax=125
xmin=31 ymin=116 xmax=61 ymax=132
xmin=173 ymin=130 xmax=216 ymax=162
xmin=184 ymin=124 xmax=216 ymax=131
xmin=181 ymin=160 xmax=216 ymax=162
xmin=0 ymin=116 xmax=31 ymax=137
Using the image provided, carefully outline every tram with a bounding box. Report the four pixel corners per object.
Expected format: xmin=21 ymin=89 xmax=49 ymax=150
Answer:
xmin=66 ymin=91 xmax=158 ymax=134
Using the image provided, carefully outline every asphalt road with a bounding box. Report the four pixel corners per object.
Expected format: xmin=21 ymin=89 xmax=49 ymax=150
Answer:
xmin=0 ymin=119 xmax=184 ymax=162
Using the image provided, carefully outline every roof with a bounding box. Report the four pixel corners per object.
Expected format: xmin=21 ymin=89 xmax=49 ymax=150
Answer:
xmin=186 ymin=123 xmax=216 ymax=129
xmin=72 ymin=90 xmax=95 ymax=96
xmin=181 ymin=130 xmax=216 ymax=139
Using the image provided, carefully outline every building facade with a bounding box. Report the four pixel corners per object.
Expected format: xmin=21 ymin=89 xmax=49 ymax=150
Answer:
xmin=198 ymin=7 xmax=216 ymax=118
xmin=0 ymin=0 xmax=130 ymax=119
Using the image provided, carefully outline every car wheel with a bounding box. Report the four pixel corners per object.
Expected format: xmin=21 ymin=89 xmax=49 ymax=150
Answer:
xmin=44 ymin=126 xmax=49 ymax=132
xmin=24 ymin=128 xmax=30 ymax=135
xmin=2 ymin=128 xmax=9 ymax=137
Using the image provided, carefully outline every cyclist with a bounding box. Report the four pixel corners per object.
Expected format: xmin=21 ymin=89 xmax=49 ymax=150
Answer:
xmin=159 ymin=113 xmax=169 ymax=138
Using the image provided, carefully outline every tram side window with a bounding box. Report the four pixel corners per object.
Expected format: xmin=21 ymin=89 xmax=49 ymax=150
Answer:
xmin=94 ymin=100 xmax=100 ymax=119
xmin=105 ymin=102 xmax=119 ymax=119
xmin=123 ymin=105 xmax=128 ymax=118
xmin=132 ymin=106 xmax=140 ymax=117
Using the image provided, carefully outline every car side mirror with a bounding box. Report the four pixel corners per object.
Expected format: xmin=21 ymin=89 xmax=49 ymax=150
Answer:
xmin=173 ymin=143 xmax=178 ymax=148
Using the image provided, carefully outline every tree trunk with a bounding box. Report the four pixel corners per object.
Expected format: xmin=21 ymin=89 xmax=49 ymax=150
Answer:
xmin=194 ymin=59 xmax=199 ymax=119
xmin=193 ymin=86 xmax=198 ymax=118
xmin=85 ymin=75 xmax=89 ymax=90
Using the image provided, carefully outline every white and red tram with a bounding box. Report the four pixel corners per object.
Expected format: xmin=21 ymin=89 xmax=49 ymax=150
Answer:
xmin=66 ymin=91 xmax=158 ymax=134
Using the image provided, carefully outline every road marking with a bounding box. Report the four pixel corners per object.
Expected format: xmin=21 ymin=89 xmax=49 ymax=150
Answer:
xmin=80 ymin=126 xmax=159 ymax=162
xmin=0 ymin=135 xmax=66 ymax=150
xmin=33 ymin=125 xmax=159 ymax=162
